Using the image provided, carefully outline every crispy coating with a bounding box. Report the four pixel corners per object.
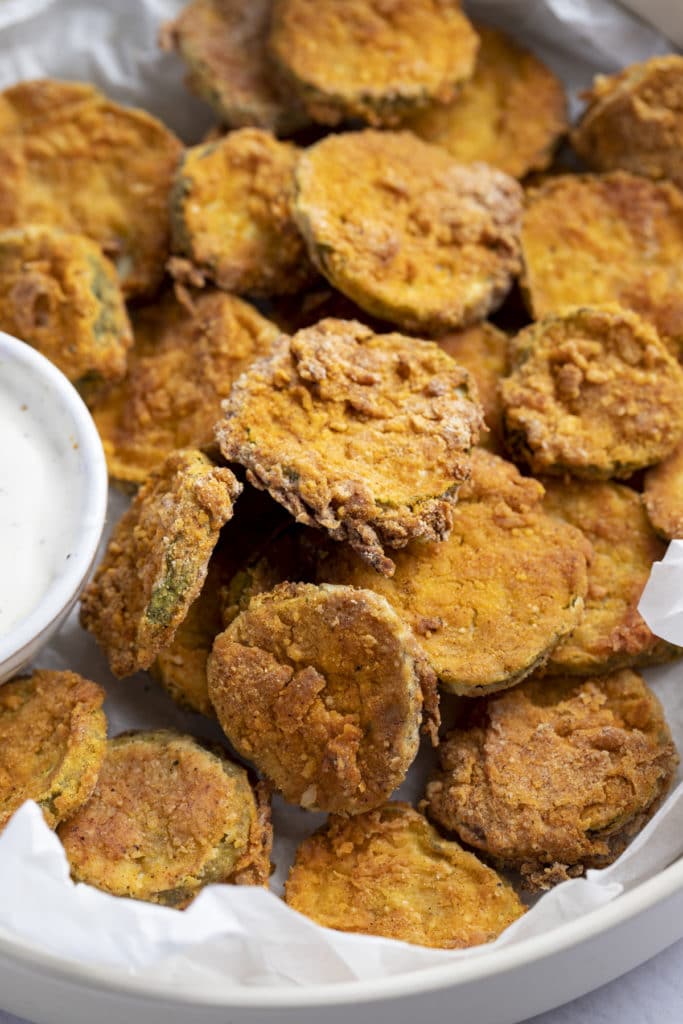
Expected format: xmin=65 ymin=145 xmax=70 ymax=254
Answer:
xmin=58 ymin=731 xmax=272 ymax=906
xmin=542 ymin=479 xmax=679 ymax=674
xmin=644 ymin=439 xmax=683 ymax=540
xmin=521 ymin=172 xmax=683 ymax=352
xmin=89 ymin=288 xmax=279 ymax=486
xmin=80 ymin=449 xmax=241 ymax=677
xmin=207 ymin=582 xmax=438 ymax=814
xmin=500 ymin=307 xmax=683 ymax=479
xmin=0 ymin=671 xmax=106 ymax=831
xmin=268 ymin=0 xmax=479 ymax=127
xmin=437 ymin=322 xmax=509 ymax=452
xmin=216 ymin=318 xmax=483 ymax=575
xmin=294 ymin=131 xmax=523 ymax=333
xmin=285 ymin=803 xmax=524 ymax=948
xmin=406 ymin=25 xmax=567 ymax=179
xmin=572 ymin=56 xmax=683 ymax=189
xmin=316 ymin=450 xmax=590 ymax=695
xmin=0 ymin=80 xmax=182 ymax=297
xmin=169 ymin=129 xmax=314 ymax=297
xmin=161 ymin=0 xmax=309 ymax=135
xmin=425 ymin=670 xmax=678 ymax=890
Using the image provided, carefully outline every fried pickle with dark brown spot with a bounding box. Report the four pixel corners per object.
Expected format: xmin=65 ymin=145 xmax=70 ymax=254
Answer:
xmin=437 ymin=322 xmax=508 ymax=452
xmin=644 ymin=440 xmax=683 ymax=540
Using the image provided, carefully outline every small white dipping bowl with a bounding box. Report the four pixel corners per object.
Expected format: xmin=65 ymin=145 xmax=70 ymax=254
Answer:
xmin=0 ymin=332 xmax=107 ymax=683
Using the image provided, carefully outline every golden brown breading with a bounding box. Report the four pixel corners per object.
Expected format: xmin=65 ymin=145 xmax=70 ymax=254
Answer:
xmin=285 ymin=803 xmax=525 ymax=947
xmin=520 ymin=172 xmax=683 ymax=352
xmin=437 ymin=322 xmax=509 ymax=452
xmin=294 ymin=131 xmax=523 ymax=333
xmin=58 ymin=731 xmax=272 ymax=906
xmin=543 ymin=479 xmax=678 ymax=674
xmin=0 ymin=226 xmax=131 ymax=384
xmin=406 ymin=25 xmax=567 ymax=179
xmin=500 ymin=306 xmax=683 ymax=478
xmin=207 ymin=583 xmax=439 ymax=814
xmin=572 ymin=56 xmax=683 ymax=189
xmin=215 ymin=318 xmax=484 ymax=575
xmin=89 ymin=288 xmax=280 ymax=486
xmin=644 ymin=439 xmax=683 ymax=539
xmin=169 ymin=129 xmax=314 ymax=296
xmin=0 ymin=671 xmax=106 ymax=831
xmin=0 ymin=80 xmax=182 ymax=297
xmin=161 ymin=0 xmax=309 ymax=135
xmin=80 ymin=449 xmax=241 ymax=677
xmin=425 ymin=670 xmax=678 ymax=890
xmin=316 ymin=450 xmax=590 ymax=695
xmin=268 ymin=0 xmax=479 ymax=127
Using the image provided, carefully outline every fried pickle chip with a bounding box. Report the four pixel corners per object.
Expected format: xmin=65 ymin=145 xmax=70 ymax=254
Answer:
xmin=572 ymin=56 xmax=683 ymax=189
xmin=437 ymin=322 xmax=509 ymax=452
xmin=269 ymin=0 xmax=479 ymax=127
xmin=285 ymin=803 xmax=524 ymax=947
xmin=0 ymin=670 xmax=106 ymax=831
xmin=542 ymin=479 xmax=678 ymax=674
xmin=58 ymin=731 xmax=272 ymax=906
xmin=0 ymin=80 xmax=182 ymax=297
xmin=520 ymin=172 xmax=683 ymax=351
xmin=0 ymin=226 xmax=132 ymax=384
xmin=208 ymin=583 xmax=438 ymax=814
xmin=425 ymin=670 xmax=678 ymax=890
xmin=406 ymin=25 xmax=567 ymax=179
xmin=216 ymin=318 xmax=483 ymax=575
xmin=294 ymin=131 xmax=523 ymax=332
xmin=89 ymin=288 xmax=280 ymax=486
xmin=161 ymin=0 xmax=309 ymax=134
xmin=644 ymin=440 xmax=683 ymax=540
xmin=169 ymin=129 xmax=314 ymax=297
xmin=500 ymin=307 xmax=683 ymax=479
xmin=316 ymin=450 xmax=590 ymax=695
xmin=80 ymin=449 xmax=241 ymax=677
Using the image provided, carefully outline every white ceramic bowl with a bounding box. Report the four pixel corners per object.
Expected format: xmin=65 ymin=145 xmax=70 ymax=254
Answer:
xmin=0 ymin=331 xmax=108 ymax=682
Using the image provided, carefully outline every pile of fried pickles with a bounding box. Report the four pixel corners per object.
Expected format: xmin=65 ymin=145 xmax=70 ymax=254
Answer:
xmin=3 ymin=0 xmax=683 ymax=951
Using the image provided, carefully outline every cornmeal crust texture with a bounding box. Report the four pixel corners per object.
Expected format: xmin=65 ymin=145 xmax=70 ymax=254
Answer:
xmin=520 ymin=172 xmax=683 ymax=351
xmin=542 ymin=479 xmax=679 ymax=674
xmin=80 ymin=449 xmax=241 ymax=677
xmin=268 ymin=0 xmax=479 ymax=127
xmin=500 ymin=306 xmax=683 ymax=478
xmin=90 ymin=288 xmax=280 ymax=485
xmin=426 ymin=671 xmax=678 ymax=890
xmin=293 ymin=131 xmax=523 ymax=333
xmin=285 ymin=803 xmax=525 ymax=948
xmin=572 ymin=56 xmax=683 ymax=189
xmin=0 ymin=80 xmax=182 ymax=297
xmin=207 ymin=582 xmax=439 ymax=814
xmin=58 ymin=731 xmax=272 ymax=906
xmin=644 ymin=440 xmax=683 ymax=540
xmin=437 ymin=322 xmax=509 ymax=452
xmin=407 ymin=25 xmax=567 ymax=179
xmin=216 ymin=318 xmax=484 ymax=575
xmin=0 ymin=671 xmax=106 ymax=831
xmin=316 ymin=450 xmax=590 ymax=695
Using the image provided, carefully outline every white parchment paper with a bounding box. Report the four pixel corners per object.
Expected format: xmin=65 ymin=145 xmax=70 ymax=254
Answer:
xmin=0 ymin=0 xmax=681 ymax=993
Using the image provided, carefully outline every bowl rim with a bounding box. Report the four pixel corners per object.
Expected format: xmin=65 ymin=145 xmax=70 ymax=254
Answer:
xmin=0 ymin=331 xmax=108 ymax=669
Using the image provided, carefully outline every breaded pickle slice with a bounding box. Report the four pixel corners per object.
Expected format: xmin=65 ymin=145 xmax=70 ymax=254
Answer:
xmin=169 ymin=129 xmax=314 ymax=296
xmin=0 ymin=670 xmax=106 ymax=831
xmin=316 ymin=450 xmax=590 ymax=695
xmin=521 ymin=173 xmax=683 ymax=351
xmin=285 ymin=803 xmax=525 ymax=948
xmin=58 ymin=731 xmax=272 ymax=906
xmin=437 ymin=322 xmax=509 ymax=452
xmin=215 ymin=318 xmax=484 ymax=575
xmin=543 ymin=479 xmax=679 ymax=674
xmin=644 ymin=440 xmax=683 ymax=539
xmin=161 ymin=0 xmax=309 ymax=135
xmin=294 ymin=131 xmax=523 ymax=333
xmin=500 ymin=307 xmax=683 ymax=479
xmin=207 ymin=583 xmax=438 ymax=814
xmin=425 ymin=670 xmax=678 ymax=890
xmin=90 ymin=288 xmax=280 ymax=486
xmin=407 ymin=25 xmax=567 ymax=179
xmin=572 ymin=56 xmax=683 ymax=189
xmin=0 ymin=80 xmax=182 ymax=297
xmin=80 ymin=449 xmax=241 ymax=677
